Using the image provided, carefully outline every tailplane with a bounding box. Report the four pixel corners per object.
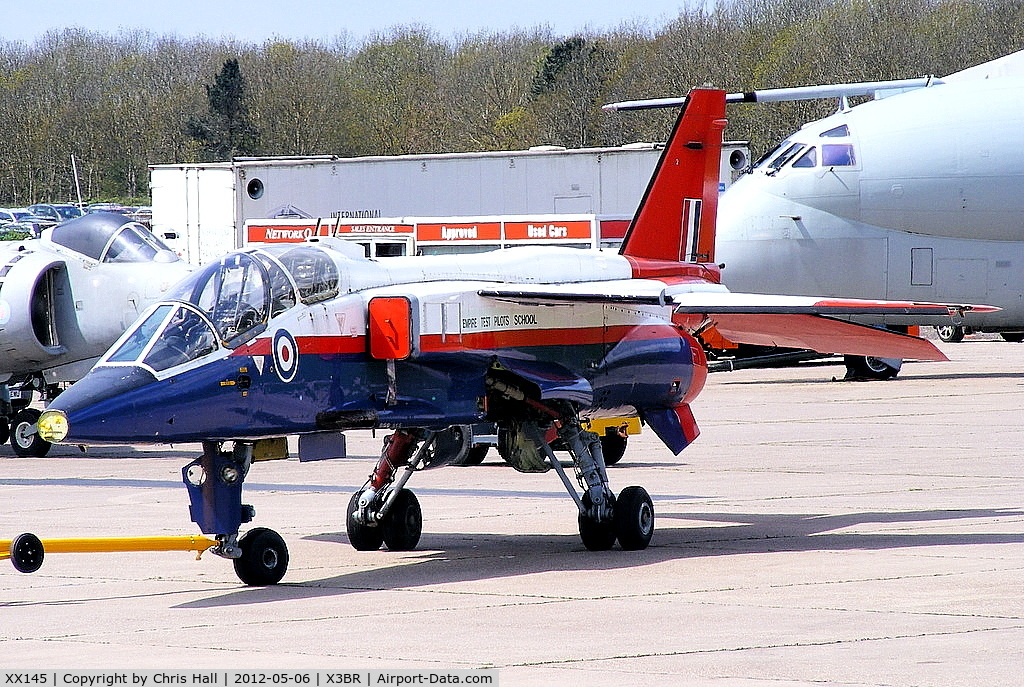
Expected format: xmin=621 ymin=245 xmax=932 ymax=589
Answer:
xmin=618 ymin=88 xmax=727 ymax=263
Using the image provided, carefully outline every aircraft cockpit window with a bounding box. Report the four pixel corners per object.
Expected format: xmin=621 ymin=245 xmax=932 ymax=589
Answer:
xmin=142 ymin=306 xmax=218 ymax=371
xmin=50 ymin=212 xmax=174 ymax=262
xmin=166 ymin=253 xmax=270 ymax=347
xmin=821 ymin=143 xmax=857 ymax=166
xmin=105 ymin=303 xmax=220 ymax=372
xmin=101 ymin=223 xmax=168 ymax=263
xmin=107 ymin=304 xmax=174 ymax=364
xmin=767 ymin=143 xmax=805 ymax=172
xmin=792 ymin=147 xmax=817 ymax=168
xmin=270 ymin=246 xmax=339 ymax=304
xmin=252 ymin=253 xmax=298 ymax=317
xmin=820 ymin=124 xmax=850 ymax=138
xmin=753 ymin=139 xmax=790 ymax=169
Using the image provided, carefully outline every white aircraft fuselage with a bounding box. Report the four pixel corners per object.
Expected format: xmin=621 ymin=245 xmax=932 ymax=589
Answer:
xmin=717 ymin=73 xmax=1024 ymax=332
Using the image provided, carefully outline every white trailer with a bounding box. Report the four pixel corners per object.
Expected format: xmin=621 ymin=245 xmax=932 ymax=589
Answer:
xmin=150 ymin=143 xmax=748 ymax=265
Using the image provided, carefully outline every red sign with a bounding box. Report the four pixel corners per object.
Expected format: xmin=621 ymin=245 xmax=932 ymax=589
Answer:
xmin=503 ymin=220 xmax=592 ymax=241
xmin=246 ymin=223 xmax=318 ymax=243
xmin=247 ymin=222 xmax=414 ymax=243
xmin=417 ymin=222 xmax=501 ymax=242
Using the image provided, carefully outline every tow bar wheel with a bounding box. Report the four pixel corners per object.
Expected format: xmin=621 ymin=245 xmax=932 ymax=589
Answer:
xmin=9 ymin=532 xmax=44 ymax=573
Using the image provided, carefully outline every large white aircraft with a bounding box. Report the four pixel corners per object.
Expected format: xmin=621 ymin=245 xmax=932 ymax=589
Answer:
xmin=607 ymin=51 xmax=1024 ymax=378
xmin=714 ymin=51 xmax=1024 ymax=376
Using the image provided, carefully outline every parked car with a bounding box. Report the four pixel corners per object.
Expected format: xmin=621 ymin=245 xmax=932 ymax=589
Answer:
xmin=0 ymin=208 xmax=33 ymax=225
xmin=27 ymin=203 xmax=84 ymax=224
xmin=85 ymin=202 xmax=131 ymax=214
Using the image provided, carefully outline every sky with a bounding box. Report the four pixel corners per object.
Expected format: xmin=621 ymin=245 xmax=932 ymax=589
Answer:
xmin=6 ymin=0 xmax=689 ymax=45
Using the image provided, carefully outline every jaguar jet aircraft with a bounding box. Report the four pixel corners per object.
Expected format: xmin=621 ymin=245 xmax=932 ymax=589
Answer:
xmin=0 ymin=212 xmax=192 ymax=456
xmin=35 ymin=89 xmax=974 ymax=585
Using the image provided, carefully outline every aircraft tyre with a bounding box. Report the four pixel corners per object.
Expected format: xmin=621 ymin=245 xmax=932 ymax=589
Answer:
xmin=346 ymin=490 xmax=384 ymax=551
xmin=843 ymin=355 xmax=900 ymax=381
xmin=0 ymin=417 xmax=9 ymax=446
xmin=578 ymin=492 xmax=617 ymax=551
xmin=601 ymin=430 xmax=628 ymax=466
xmin=11 ymin=408 xmax=51 ymax=457
xmin=381 ymin=488 xmax=422 ymax=551
xmin=1000 ymin=332 xmax=1024 ymax=343
xmin=935 ymin=325 xmax=965 ymax=343
xmin=9 ymin=532 xmax=44 ymax=573
xmin=233 ymin=527 xmax=289 ymax=586
xmin=615 ymin=486 xmax=654 ymax=550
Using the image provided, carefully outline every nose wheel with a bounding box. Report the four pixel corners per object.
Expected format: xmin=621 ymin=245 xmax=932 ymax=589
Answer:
xmin=577 ymin=486 xmax=655 ymax=551
xmin=232 ymin=527 xmax=289 ymax=586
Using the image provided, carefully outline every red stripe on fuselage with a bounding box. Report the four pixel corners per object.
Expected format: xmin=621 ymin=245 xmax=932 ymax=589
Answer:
xmin=232 ymin=322 xmax=686 ymax=358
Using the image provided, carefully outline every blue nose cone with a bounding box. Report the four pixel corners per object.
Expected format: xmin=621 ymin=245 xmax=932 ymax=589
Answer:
xmin=46 ymin=366 xmax=161 ymax=443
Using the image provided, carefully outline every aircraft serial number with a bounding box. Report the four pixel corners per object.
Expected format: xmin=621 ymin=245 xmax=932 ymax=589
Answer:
xmin=234 ymin=676 xmax=310 ymax=685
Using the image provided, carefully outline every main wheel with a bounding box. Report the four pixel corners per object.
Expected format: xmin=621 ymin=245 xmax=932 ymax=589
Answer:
xmin=0 ymin=417 xmax=9 ymax=446
xmin=233 ymin=527 xmax=289 ymax=586
xmin=578 ymin=492 xmax=617 ymax=551
xmin=11 ymin=408 xmax=51 ymax=457
xmin=346 ymin=490 xmax=384 ymax=551
xmin=614 ymin=486 xmax=654 ymax=550
xmin=423 ymin=426 xmax=470 ymax=467
xmin=10 ymin=532 xmax=44 ymax=573
xmin=844 ymin=355 xmax=900 ymax=381
xmin=381 ymin=489 xmax=422 ymax=551
xmin=935 ymin=324 xmax=965 ymax=343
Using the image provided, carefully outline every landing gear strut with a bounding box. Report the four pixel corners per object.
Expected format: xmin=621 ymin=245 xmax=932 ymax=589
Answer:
xmin=182 ymin=441 xmax=289 ymax=585
xmin=524 ymin=409 xmax=654 ymax=551
xmin=347 ymin=429 xmax=430 ymax=551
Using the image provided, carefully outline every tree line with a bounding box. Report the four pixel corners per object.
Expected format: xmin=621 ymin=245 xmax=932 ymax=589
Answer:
xmin=1 ymin=0 xmax=1021 ymax=206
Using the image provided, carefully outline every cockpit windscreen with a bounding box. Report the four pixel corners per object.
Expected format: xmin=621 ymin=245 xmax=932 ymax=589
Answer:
xmin=105 ymin=303 xmax=218 ymax=372
xmin=49 ymin=212 xmax=177 ymax=263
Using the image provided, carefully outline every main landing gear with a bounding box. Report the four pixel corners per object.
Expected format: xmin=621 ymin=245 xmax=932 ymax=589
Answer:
xmin=346 ymin=402 xmax=654 ymax=553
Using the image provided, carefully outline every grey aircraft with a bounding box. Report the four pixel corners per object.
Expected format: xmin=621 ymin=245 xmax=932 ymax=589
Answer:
xmin=0 ymin=211 xmax=193 ymax=455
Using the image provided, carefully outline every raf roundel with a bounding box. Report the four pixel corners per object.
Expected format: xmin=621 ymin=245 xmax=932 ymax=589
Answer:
xmin=272 ymin=329 xmax=299 ymax=382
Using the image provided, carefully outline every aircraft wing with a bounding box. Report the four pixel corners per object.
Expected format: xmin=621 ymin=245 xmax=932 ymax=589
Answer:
xmin=602 ymin=77 xmax=941 ymax=111
xmin=479 ymin=285 xmax=996 ymax=362
xmin=695 ymin=312 xmax=945 ymax=361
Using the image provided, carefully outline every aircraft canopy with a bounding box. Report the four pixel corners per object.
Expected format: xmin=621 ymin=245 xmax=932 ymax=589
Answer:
xmin=49 ymin=212 xmax=178 ymax=263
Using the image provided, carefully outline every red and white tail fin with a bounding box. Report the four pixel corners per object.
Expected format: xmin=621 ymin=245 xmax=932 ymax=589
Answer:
xmin=619 ymin=88 xmax=727 ymax=263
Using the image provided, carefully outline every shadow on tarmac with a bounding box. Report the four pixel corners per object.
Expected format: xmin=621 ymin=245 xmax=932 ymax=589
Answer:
xmin=174 ymin=506 xmax=1024 ymax=608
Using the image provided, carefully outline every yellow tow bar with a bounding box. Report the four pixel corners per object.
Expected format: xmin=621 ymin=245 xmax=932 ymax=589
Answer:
xmin=2 ymin=533 xmax=219 ymax=573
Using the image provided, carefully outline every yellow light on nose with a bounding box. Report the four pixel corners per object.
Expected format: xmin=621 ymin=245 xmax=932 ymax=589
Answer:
xmin=36 ymin=410 xmax=69 ymax=443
